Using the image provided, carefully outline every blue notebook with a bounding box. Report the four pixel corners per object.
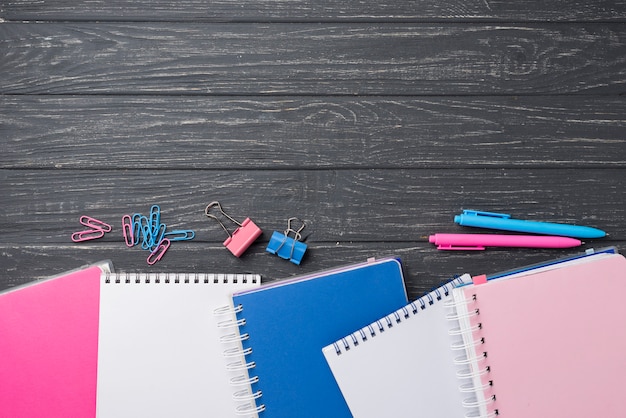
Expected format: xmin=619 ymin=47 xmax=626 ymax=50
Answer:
xmin=225 ymin=257 xmax=408 ymax=418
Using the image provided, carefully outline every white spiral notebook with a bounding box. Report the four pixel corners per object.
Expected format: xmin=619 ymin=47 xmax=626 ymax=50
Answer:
xmin=95 ymin=272 xmax=261 ymax=418
xmin=323 ymin=275 xmax=472 ymax=417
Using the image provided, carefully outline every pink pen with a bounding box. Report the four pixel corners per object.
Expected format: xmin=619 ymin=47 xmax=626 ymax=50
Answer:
xmin=428 ymin=233 xmax=582 ymax=250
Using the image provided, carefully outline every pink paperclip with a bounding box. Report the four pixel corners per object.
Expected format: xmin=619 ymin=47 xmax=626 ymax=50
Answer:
xmin=122 ymin=214 xmax=134 ymax=247
xmin=79 ymin=215 xmax=112 ymax=232
xmin=71 ymin=229 xmax=105 ymax=242
xmin=147 ymin=238 xmax=171 ymax=265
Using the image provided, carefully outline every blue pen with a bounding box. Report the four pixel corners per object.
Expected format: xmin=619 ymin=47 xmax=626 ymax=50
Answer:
xmin=454 ymin=210 xmax=606 ymax=239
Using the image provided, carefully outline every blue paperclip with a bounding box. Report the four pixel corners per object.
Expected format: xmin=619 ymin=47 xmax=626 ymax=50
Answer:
xmin=140 ymin=216 xmax=153 ymax=250
xmin=266 ymin=218 xmax=308 ymax=265
xmin=149 ymin=205 xmax=161 ymax=236
xmin=164 ymin=230 xmax=195 ymax=242
xmin=124 ymin=205 xmax=194 ymax=265
xmin=151 ymin=223 xmax=167 ymax=249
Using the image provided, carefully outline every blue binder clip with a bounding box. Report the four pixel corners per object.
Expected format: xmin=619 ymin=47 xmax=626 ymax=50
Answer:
xmin=266 ymin=218 xmax=308 ymax=265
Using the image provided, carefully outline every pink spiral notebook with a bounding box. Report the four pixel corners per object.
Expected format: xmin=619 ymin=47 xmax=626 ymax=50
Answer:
xmin=451 ymin=253 xmax=626 ymax=417
xmin=0 ymin=261 xmax=112 ymax=418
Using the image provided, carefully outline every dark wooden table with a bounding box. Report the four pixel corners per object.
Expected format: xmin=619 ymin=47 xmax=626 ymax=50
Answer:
xmin=1 ymin=1 xmax=625 ymax=300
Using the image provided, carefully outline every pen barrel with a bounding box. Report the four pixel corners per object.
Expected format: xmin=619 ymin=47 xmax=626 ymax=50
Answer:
xmin=455 ymin=216 xmax=605 ymax=239
xmin=430 ymin=234 xmax=582 ymax=249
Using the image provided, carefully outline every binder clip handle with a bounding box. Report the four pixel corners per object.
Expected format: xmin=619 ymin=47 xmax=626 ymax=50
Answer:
xmin=205 ymin=201 xmax=243 ymax=238
xmin=285 ymin=217 xmax=306 ymax=241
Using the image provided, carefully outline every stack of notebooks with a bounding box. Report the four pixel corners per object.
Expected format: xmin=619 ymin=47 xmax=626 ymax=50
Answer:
xmin=323 ymin=248 xmax=626 ymax=418
xmin=2 ymin=250 xmax=626 ymax=417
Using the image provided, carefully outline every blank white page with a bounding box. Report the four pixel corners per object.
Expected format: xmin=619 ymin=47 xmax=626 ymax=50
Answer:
xmin=323 ymin=276 xmax=471 ymax=418
xmin=96 ymin=273 xmax=260 ymax=418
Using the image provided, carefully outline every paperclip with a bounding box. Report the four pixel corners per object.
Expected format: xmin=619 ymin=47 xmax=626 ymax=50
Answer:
xmin=266 ymin=218 xmax=308 ymax=265
xmin=151 ymin=223 xmax=167 ymax=249
xmin=79 ymin=215 xmax=112 ymax=232
xmin=122 ymin=214 xmax=134 ymax=247
xmin=147 ymin=238 xmax=171 ymax=265
xmin=131 ymin=214 xmax=142 ymax=246
xmin=141 ymin=220 xmax=154 ymax=250
xmin=140 ymin=216 xmax=153 ymax=250
xmin=71 ymin=229 xmax=105 ymax=242
xmin=164 ymin=230 xmax=195 ymax=242
xmin=149 ymin=205 xmax=161 ymax=236
xmin=205 ymin=201 xmax=262 ymax=257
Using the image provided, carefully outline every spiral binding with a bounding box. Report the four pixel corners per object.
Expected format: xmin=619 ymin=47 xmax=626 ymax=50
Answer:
xmin=215 ymin=301 xmax=266 ymax=417
xmin=103 ymin=272 xmax=260 ymax=285
xmin=447 ymin=289 xmax=499 ymax=418
xmin=330 ymin=275 xmax=468 ymax=356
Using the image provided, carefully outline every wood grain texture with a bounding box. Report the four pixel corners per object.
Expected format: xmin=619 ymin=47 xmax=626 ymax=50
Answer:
xmin=1 ymin=1 xmax=625 ymax=313
xmin=1 ymin=23 xmax=625 ymax=95
xmin=2 ymin=0 xmax=626 ymax=22
xmin=1 ymin=168 xmax=623 ymax=244
xmin=0 ymin=243 xmax=614 ymax=300
xmin=2 ymin=95 xmax=625 ymax=169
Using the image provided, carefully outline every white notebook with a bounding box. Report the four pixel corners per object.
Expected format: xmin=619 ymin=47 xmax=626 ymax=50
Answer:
xmin=96 ymin=273 xmax=260 ymax=418
xmin=323 ymin=275 xmax=472 ymax=417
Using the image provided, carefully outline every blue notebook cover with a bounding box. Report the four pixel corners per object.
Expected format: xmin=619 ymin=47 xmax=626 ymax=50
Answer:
xmin=230 ymin=257 xmax=408 ymax=418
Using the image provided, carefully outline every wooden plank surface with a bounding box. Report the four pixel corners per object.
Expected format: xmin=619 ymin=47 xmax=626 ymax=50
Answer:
xmin=2 ymin=168 xmax=623 ymax=242
xmin=1 ymin=1 xmax=624 ymax=302
xmin=2 ymin=0 xmax=626 ymax=22
xmin=2 ymin=96 xmax=626 ymax=169
xmin=1 ymin=23 xmax=625 ymax=95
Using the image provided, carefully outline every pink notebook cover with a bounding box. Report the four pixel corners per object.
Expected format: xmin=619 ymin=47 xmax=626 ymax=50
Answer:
xmin=458 ymin=254 xmax=626 ymax=418
xmin=0 ymin=263 xmax=108 ymax=418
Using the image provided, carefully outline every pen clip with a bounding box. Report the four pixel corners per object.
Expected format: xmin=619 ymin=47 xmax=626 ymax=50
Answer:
xmin=437 ymin=244 xmax=485 ymax=251
xmin=462 ymin=210 xmax=511 ymax=219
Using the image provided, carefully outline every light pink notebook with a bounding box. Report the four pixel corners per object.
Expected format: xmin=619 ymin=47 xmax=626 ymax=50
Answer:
xmin=451 ymin=253 xmax=626 ymax=418
xmin=0 ymin=261 xmax=112 ymax=418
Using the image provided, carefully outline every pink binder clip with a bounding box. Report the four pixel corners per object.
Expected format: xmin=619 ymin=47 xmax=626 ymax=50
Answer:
xmin=205 ymin=201 xmax=262 ymax=257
